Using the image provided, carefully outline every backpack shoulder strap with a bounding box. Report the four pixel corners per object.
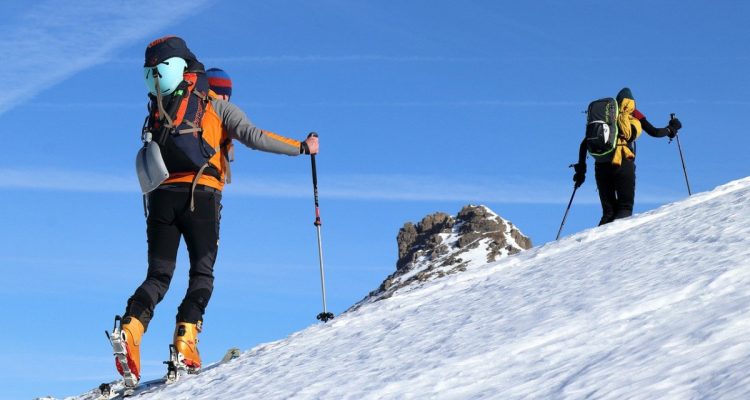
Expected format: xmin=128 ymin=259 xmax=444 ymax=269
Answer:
xmin=169 ymin=73 xmax=215 ymax=138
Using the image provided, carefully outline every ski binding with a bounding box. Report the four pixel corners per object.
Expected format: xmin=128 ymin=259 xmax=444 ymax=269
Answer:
xmin=105 ymin=316 xmax=139 ymax=389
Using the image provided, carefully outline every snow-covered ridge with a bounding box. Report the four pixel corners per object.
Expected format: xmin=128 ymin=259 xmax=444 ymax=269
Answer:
xmin=65 ymin=177 xmax=750 ymax=399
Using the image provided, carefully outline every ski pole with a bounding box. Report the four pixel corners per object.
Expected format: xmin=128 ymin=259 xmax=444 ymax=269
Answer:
xmin=308 ymin=132 xmax=334 ymax=323
xmin=669 ymin=113 xmax=692 ymax=196
xmin=556 ymin=175 xmax=579 ymax=241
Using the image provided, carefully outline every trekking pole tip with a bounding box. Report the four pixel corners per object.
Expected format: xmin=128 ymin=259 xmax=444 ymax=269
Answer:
xmin=317 ymin=312 xmax=335 ymax=322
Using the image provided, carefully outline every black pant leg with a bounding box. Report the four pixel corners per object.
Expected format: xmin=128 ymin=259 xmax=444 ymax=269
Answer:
xmin=175 ymin=190 xmax=222 ymax=324
xmin=594 ymin=163 xmax=617 ymax=225
xmin=125 ymin=189 xmax=182 ymax=330
xmin=614 ymin=159 xmax=636 ymax=220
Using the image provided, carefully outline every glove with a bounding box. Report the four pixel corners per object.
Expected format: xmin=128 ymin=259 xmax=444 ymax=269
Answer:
xmin=572 ymin=163 xmax=586 ymax=188
xmin=300 ymin=133 xmax=319 ymax=155
xmin=667 ymin=117 xmax=682 ymax=138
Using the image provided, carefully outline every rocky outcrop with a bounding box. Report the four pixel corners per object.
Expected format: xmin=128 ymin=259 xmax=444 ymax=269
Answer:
xmin=350 ymin=205 xmax=532 ymax=310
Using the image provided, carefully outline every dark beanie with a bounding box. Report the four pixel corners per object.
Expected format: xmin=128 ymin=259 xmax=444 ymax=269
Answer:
xmin=206 ymin=68 xmax=232 ymax=98
xmin=616 ymin=87 xmax=634 ymax=104
xmin=144 ymin=36 xmax=204 ymax=72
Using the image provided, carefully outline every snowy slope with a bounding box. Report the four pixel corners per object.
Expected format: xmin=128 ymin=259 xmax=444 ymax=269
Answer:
xmin=69 ymin=177 xmax=750 ymax=399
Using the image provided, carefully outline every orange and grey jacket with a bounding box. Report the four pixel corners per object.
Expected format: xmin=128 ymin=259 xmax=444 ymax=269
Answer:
xmin=163 ymin=98 xmax=302 ymax=191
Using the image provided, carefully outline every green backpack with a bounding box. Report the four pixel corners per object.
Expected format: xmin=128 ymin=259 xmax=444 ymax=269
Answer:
xmin=585 ymin=98 xmax=619 ymax=160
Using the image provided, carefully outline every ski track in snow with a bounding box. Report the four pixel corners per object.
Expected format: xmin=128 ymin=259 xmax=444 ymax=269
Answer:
xmin=69 ymin=177 xmax=750 ymax=400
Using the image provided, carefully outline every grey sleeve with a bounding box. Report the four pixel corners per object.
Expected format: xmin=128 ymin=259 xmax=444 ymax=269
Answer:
xmin=212 ymin=99 xmax=301 ymax=156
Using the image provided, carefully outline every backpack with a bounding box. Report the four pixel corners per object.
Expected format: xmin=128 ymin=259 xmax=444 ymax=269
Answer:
xmin=145 ymin=72 xmax=219 ymax=178
xmin=137 ymin=71 xmax=231 ymax=210
xmin=584 ymin=98 xmax=619 ymax=160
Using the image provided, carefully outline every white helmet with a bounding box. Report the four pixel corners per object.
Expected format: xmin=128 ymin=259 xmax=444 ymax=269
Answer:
xmin=144 ymin=57 xmax=187 ymax=96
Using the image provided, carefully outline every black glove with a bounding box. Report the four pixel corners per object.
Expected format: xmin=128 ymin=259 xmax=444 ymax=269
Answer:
xmin=572 ymin=163 xmax=586 ymax=188
xmin=667 ymin=117 xmax=682 ymax=138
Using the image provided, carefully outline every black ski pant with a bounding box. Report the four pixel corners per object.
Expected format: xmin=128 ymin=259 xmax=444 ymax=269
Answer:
xmin=125 ymin=186 xmax=222 ymax=330
xmin=594 ymin=159 xmax=635 ymax=226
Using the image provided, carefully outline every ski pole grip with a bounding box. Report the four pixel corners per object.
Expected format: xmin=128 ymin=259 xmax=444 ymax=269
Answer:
xmin=308 ymin=132 xmax=319 ymax=186
xmin=670 ymin=113 xmax=676 ymax=120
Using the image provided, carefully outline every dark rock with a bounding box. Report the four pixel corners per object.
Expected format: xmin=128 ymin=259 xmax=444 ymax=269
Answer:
xmin=350 ymin=205 xmax=532 ymax=312
xmin=396 ymin=212 xmax=454 ymax=271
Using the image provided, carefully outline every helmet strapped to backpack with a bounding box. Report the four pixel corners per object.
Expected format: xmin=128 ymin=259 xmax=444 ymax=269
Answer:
xmin=144 ymin=57 xmax=188 ymax=96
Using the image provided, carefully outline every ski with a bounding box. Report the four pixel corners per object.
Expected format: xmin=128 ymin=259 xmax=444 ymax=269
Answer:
xmin=97 ymin=347 xmax=241 ymax=399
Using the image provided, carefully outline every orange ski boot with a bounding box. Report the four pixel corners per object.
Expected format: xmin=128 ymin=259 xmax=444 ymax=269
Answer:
xmin=174 ymin=321 xmax=202 ymax=371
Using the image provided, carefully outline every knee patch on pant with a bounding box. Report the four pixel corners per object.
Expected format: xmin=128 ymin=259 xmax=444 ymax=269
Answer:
xmin=177 ymin=288 xmax=212 ymax=324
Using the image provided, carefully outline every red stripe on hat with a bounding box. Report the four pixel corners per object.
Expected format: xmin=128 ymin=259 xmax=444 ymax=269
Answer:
xmin=207 ymin=77 xmax=232 ymax=87
xmin=148 ymin=35 xmax=177 ymax=48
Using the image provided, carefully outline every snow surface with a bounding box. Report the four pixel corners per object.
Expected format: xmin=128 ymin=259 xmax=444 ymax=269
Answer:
xmin=67 ymin=177 xmax=750 ymax=399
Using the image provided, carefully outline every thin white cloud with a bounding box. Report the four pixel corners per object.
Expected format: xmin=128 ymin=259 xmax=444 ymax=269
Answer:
xmin=293 ymin=100 xmax=581 ymax=107
xmin=0 ymin=167 xmax=681 ymax=205
xmin=114 ymin=54 xmax=750 ymax=67
xmin=20 ymin=98 xmax=750 ymax=110
xmin=1 ymin=168 xmax=136 ymax=192
xmin=230 ymin=173 xmax=575 ymax=203
xmin=19 ymin=101 xmax=145 ymax=109
xmin=111 ymin=54 xmax=490 ymax=65
xmin=643 ymin=100 xmax=750 ymax=106
xmin=19 ymin=99 xmax=584 ymax=110
xmin=0 ymin=0 xmax=211 ymax=115
xmin=203 ymin=55 xmax=488 ymax=63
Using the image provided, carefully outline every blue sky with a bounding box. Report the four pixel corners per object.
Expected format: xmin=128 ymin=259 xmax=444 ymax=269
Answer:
xmin=1 ymin=1 xmax=749 ymax=398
